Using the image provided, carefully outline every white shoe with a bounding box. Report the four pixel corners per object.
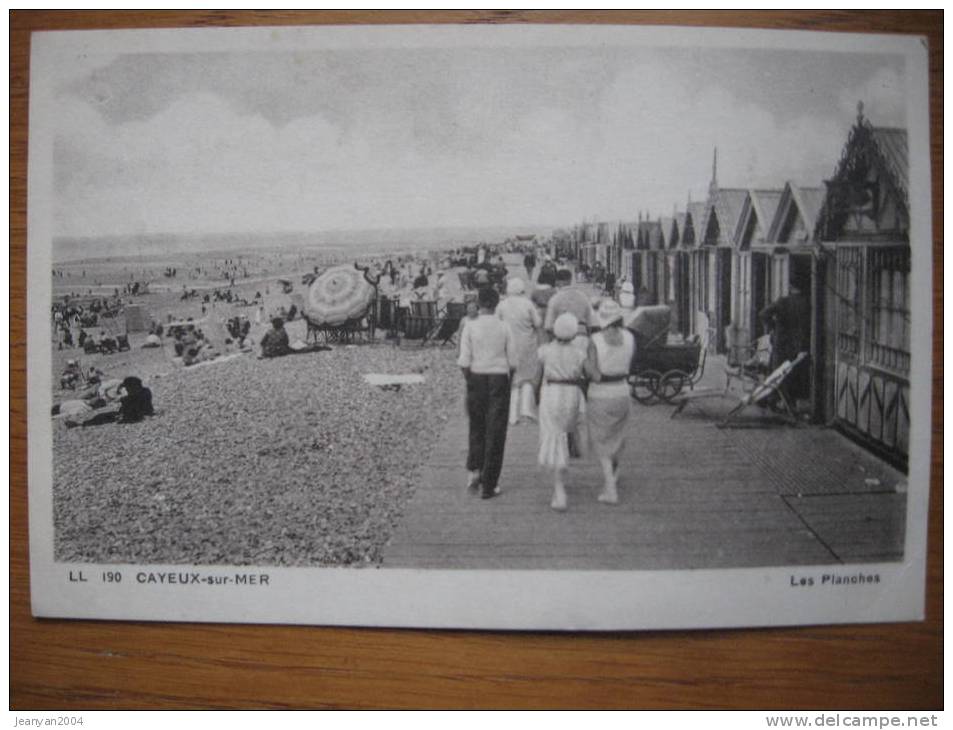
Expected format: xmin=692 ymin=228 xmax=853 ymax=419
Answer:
xmin=598 ymin=476 xmax=619 ymax=505
xmin=597 ymin=489 xmax=619 ymax=505
xmin=466 ymin=471 xmax=481 ymax=493
xmin=551 ymin=489 xmax=568 ymax=511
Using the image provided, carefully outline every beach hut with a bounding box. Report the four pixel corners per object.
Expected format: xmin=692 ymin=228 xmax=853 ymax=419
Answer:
xmin=731 ymin=188 xmax=783 ymax=357
xmin=684 ymin=200 xmax=710 ymax=339
xmin=634 ymin=217 xmax=665 ymax=305
xmin=657 ymin=215 xmax=676 ymax=312
xmin=670 ymin=212 xmax=691 ymax=336
xmin=814 ymin=109 xmax=910 ymax=466
xmin=764 ymin=181 xmax=825 ymax=300
xmin=702 ymin=186 xmax=748 ymax=353
xmin=613 ymin=221 xmax=638 ymax=287
xmin=757 ymin=180 xmax=825 ymax=417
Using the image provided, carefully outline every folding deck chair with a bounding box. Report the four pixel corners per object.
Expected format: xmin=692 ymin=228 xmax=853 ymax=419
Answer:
xmin=423 ymin=301 xmax=467 ymax=346
xmin=670 ymin=352 xmax=809 ymax=428
xmin=399 ymin=299 xmax=437 ymax=345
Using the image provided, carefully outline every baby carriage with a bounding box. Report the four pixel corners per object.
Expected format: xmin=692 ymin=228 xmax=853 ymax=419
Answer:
xmin=626 ymin=306 xmax=707 ymax=405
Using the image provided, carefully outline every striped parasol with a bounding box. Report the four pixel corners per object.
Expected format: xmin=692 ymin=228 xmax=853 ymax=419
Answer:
xmin=304 ymin=264 xmax=376 ymax=326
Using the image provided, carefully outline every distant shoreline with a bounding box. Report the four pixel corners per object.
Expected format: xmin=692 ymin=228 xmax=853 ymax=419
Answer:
xmin=52 ymin=225 xmax=555 ymax=265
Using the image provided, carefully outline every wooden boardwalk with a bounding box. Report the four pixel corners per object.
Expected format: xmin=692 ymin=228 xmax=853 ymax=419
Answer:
xmin=383 ymin=359 xmax=906 ymax=570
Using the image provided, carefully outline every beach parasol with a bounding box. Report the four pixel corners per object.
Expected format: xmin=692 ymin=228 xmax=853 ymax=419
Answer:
xmin=304 ymin=265 xmax=376 ymax=326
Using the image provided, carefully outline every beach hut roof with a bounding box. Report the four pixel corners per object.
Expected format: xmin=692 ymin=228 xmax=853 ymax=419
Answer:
xmin=710 ymin=188 xmax=749 ymax=247
xmin=767 ymin=181 xmax=825 ymax=245
xmin=672 ymin=212 xmax=687 ymax=247
xmin=685 ymin=202 xmax=708 ymax=247
xmin=749 ymin=189 xmax=784 ymax=238
xmin=636 ymin=220 xmax=664 ymax=250
xmin=658 ymin=216 xmax=675 ymax=248
xmin=735 ymin=189 xmax=783 ymax=249
xmin=815 ymin=117 xmax=909 ymax=241
xmin=871 ymin=127 xmax=909 ymax=200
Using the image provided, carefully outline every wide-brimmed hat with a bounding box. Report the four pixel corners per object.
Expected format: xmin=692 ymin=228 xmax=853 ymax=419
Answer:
xmin=553 ymin=312 xmax=578 ymax=341
xmin=598 ymin=299 xmax=624 ymax=328
xmin=506 ymin=278 xmax=525 ymax=296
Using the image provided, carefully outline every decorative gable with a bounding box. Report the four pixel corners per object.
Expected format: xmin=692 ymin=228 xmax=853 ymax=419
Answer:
xmin=816 ymin=117 xmax=909 ymax=242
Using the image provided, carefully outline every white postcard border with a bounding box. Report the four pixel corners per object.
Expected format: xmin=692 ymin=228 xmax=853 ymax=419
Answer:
xmin=26 ymin=23 xmax=933 ymax=630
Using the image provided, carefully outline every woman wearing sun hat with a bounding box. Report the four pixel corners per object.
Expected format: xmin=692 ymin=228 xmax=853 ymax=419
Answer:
xmin=536 ymin=311 xmax=594 ymax=511
xmin=587 ymin=298 xmax=636 ymax=505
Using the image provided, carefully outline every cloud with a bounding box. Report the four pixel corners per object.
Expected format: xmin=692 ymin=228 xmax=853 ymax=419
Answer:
xmin=839 ymin=66 xmax=905 ymax=127
xmin=52 ymin=56 xmax=908 ymax=237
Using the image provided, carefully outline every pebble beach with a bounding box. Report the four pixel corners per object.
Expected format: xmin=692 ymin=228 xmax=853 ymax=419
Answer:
xmin=53 ymin=340 xmax=462 ymax=566
xmin=49 ymin=250 xmax=486 ymax=566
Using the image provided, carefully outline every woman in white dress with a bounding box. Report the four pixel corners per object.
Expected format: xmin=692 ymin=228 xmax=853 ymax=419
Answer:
xmin=496 ymin=277 xmax=542 ymax=424
xmin=587 ymin=299 xmax=636 ymax=504
xmin=537 ymin=312 xmax=594 ymax=511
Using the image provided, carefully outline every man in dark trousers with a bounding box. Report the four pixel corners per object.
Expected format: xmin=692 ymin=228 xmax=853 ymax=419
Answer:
xmin=457 ymin=285 xmax=516 ymax=499
xmin=523 ymin=250 xmax=537 ymax=281
xmin=759 ymin=279 xmax=811 ymax=402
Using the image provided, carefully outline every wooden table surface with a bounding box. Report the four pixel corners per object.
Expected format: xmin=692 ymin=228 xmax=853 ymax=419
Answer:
xmin=10 ymin=10 xmax=942 ymax=710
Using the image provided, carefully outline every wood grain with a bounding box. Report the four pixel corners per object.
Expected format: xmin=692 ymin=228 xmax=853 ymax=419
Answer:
xmin=10 ymin=10 xmax=942 ymax=710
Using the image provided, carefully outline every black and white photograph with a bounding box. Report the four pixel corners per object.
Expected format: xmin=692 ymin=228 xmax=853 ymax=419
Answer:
xmin=27 ymin=23 xmax=933 ymax=629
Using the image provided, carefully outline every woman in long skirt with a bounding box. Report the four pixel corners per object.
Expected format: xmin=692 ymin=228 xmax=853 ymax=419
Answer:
xmin=496 ymin=277 xmax=542 ymax=424
xmin=587 ymin=299 xmax=636 ymax=504
xmin=537 ymin=312 xmax=594 ymax=511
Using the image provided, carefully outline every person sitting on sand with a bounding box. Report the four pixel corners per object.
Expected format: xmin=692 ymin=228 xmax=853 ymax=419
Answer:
xmin=260 ymin=318 xmax=291 ymax=358
xmin=66 ymin=376 xmax=155 ymax=428
xmin=60 ymin=360 xmax=83 ymax=390
xmin=116 ymin=376 xmax=154 ymax=423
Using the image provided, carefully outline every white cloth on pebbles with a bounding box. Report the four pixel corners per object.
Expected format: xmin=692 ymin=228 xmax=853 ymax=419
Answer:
xmin=363 ymin=373 xmax=426 ymax=386
xmin=57 ymin=400 xmax=92 ymax=418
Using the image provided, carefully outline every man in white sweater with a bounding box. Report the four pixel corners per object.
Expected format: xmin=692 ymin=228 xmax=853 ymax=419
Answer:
xmin=457 ymin=285 xmax=516 ymax=499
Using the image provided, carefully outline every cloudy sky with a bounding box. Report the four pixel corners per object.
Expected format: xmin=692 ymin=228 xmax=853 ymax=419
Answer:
xmin=51 ymin=42 xmax=906 ymax=237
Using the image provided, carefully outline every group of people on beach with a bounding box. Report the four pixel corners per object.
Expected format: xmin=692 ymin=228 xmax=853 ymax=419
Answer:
xmin=457 ymin=268 xmax=636 ymax=511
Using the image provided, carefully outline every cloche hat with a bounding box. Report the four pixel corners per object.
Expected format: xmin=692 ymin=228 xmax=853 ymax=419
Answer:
xmin=553 ymin=312 xmax=578 ymax=341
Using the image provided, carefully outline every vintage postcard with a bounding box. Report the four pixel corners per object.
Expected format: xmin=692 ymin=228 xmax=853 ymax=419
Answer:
xmin=27 ymin=23 xmax=932 ymax=629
